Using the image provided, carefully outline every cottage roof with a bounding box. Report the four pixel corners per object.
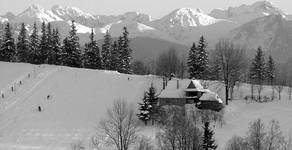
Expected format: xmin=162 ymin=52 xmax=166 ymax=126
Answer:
xmin=159 ymin=79 xmax=206 ymax=98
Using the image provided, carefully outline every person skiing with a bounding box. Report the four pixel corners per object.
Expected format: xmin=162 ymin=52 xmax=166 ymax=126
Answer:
xmin=1 ymin=91 xmax=4 ymax=99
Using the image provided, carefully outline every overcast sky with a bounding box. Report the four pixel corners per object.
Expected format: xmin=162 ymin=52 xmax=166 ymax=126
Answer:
xmin=0 ymin=0 xmax=289 ymax=19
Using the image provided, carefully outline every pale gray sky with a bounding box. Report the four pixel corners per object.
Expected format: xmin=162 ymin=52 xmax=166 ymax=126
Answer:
xmin=0 ymin=0 xmax=289 ymax=19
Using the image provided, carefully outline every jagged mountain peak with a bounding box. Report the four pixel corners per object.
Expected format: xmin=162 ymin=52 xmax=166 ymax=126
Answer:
xmin=152 ymin=7 xmax=221 ymax=28
xmin=51 ymin=5 xmax=95 ymax=20
xmin=210 ymin=0 xmax=285 ymax=24
xmin=11 ymin=4 xmax=63 ymax=24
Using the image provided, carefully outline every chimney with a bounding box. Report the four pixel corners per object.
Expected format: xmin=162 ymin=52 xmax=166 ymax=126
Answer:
xmin=177 ymin=80 xmax=179 ymax=89
xmin=163 ymin=79 xmax=165 ymax=90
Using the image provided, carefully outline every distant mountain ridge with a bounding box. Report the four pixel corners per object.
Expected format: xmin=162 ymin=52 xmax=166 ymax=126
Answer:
xmin=1 ymin=1 xmax=292 ymax=62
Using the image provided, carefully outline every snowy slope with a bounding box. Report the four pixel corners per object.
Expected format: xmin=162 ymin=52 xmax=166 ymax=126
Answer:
xmin=0 ymin=62 xmax=292 ymax=150
xmin=210 ymin=0 xmax=286 ymax=24
xmin=0 ymin=62 xmax=162 ymax=150
xmin=11 ymin=4 xmax=63 ymax=24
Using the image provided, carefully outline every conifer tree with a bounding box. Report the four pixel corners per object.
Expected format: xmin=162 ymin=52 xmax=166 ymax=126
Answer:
xmin=101 ymin=31 xmax=112 ymax=70
xmin=187 ymin=43 xmax=198 ymax=78
xmin=109 ymin=41 xmax=120 ymax=70
xmin=137 ymin=92 xmax=151 ymax=125
xmin=188 ymin=36 xmax=209 ymax=79
xmin=249 ymin=47 xmax=266 ymax=99
xmin=118 ymin=27 xmax=132 ymax=74
xmin=83 ymin=29 xmax=102 ymax=69
xmin=0 ymin=22 xmax=15 ymax=62
xmin=46 ymin=23 xmax=54 ymax=64
xmin=202 ymin=122 xmax=217 ymax=150
xmin=64 ymin=20 xmax=82 ymax=68
xmin=39 ymin=21 xmax=47 ymax=64
xmin=16 ymin=23 xmax=29 ymax=62
xmin=52 ymin=28 xmax=62 ymax=65
xmin=60 ymin=37 xmax=70 ymax=66
xmin=145 ymin=85 xmax=160 ymax=125
xmin=266 ymin=55 xmax=276 ymax=99
xmin=28 ymin=23 xmax=40 ymax=64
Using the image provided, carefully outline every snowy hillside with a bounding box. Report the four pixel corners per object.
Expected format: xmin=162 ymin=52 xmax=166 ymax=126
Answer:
xmin=0 ymin=62 xmax=162 ymax=150
xmin=0 ymin=62 xmax=291 ymax=150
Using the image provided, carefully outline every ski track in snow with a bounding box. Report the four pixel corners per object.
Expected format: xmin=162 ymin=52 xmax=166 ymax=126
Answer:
xmin=0 ymin=66 xmax=58 ymax=150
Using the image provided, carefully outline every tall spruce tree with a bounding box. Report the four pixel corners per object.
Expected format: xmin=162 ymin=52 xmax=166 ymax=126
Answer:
xmin=60 ymin=37 xmax=70 ymax=66
xmin=101 ymin=31 xmax=112 ymax=70
xmin=39 ymin=21 xmax=47 ymax=64
xmin=187 ymin=43 xmax=198 ymax=78
xmin=16 ymin=23 xmax=29 ymax=62
xmin=145 ymin=85 xmax=159 ymax=125
xmin=46 ymin=23 xmax=54 ymax=64
xmin=0 ymin=22 xmax=15 ymax=62
xmin=64 ymin=20 xmax=82 ymax=68
xmin=83 ymin=29 xmax=102 ymax=69
xmin=249 ymin=47 xmax=266 ymax=99
xmin=118 ymin=27 xmax=132 ymax=74
xmin=137 ymin=92 xmax=152 ymax=125
xmin=202 ymin=122 xmax=217 ymax=150
xmin=52 ymin=28 xmax=62 ymax=65
xmin=109 ymin=41 xmax=120 ymax=70
xmin=266 ymin=55 xmax=276 ymax=99
xmin=29 ymin=23 xmax=41 ymax=64
xmin=188 ymin=36 xmax=209 ymax=79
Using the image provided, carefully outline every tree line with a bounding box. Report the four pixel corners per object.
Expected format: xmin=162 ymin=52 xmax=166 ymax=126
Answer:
xmin=0 ymin=21 xmax=132 ymax=74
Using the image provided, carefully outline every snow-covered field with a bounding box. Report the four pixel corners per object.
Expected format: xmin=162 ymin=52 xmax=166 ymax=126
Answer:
xmin=0 ymin=62 xmax=161 ymax=150
xmin=0 ymin=62 xmax=291 ymax=150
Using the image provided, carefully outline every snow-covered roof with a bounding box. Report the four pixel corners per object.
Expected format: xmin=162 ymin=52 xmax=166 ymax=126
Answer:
xmin=159 ymin=79 xmax=206 ymax=98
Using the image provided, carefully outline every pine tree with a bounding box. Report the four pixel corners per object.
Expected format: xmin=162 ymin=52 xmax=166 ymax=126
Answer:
xmin=137 ymin=92 xmax=152 ymax=125
xmin=101 ymin=31 xmax=112 ymax=70
xmin=109 ymin=41 xmax=120 ymax=70
xmin=249 ymin=47 xmax=266 ymax=99
xmin=46 ymin=23 xmax=54 ymax=64
xmin=187 ymin=36 xmax=209 ymax=79
xmin=28 ymin=23 xmax=41 ymax=64
xmin=39 ymin=21 xmax=47 ymax=64
xmin=52 ymin=28 xmax=62 ymax=65
xmin=64 ymin=20 xmax=82 ymax=68
xmin=16 ymin=23 xmax=29 ymax=62
xmin=60 ymin=37 xmax=70 ymax=66
xmin=118 ymin=27 xmax=132 ymax=74
xmin=202 ymin=122 xmax=217 ymax=150
xmin=83 ymin=29 xmax=102 ymax=69
xmin=266 ymin=55 xmax=276 ymax=100
xmin=144 ymin=84 xmax=159 ymax=125
xmin=187 ymin=43 xmax=198 ymax=78
xmin=266 ymin=55 xmax=275 ymax=85
xmin=0 ymin=22 xmax=16 ymax=62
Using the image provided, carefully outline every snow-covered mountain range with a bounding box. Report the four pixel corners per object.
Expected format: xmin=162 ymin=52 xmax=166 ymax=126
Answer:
xmin=1 ymin=1 xmax=292 ymax=62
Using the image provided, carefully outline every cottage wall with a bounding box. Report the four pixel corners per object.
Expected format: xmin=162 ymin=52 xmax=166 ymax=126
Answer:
xmin=158 ymin=98 xmax=186 ymax=106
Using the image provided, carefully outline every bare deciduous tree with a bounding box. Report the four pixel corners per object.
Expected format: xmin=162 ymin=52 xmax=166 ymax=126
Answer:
xmin=156 ymin=106 xmax=202 ymax=150
xmin=247 ymin=119 xmax=266 ymax=150
xmin=71 ymin=140 xmax=85 ymax=150
xmin=99 ymin=99 xmax=137 ymax=150
xmin=155 ymin=48 xmax=183 ymax=78
xmin=265 ymin=120 xmax=285 ymax=150
xmin=275 ymin=65 xmax=287 ymax=100
xmin=212 ymin=39 xmax=247 ymax=105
